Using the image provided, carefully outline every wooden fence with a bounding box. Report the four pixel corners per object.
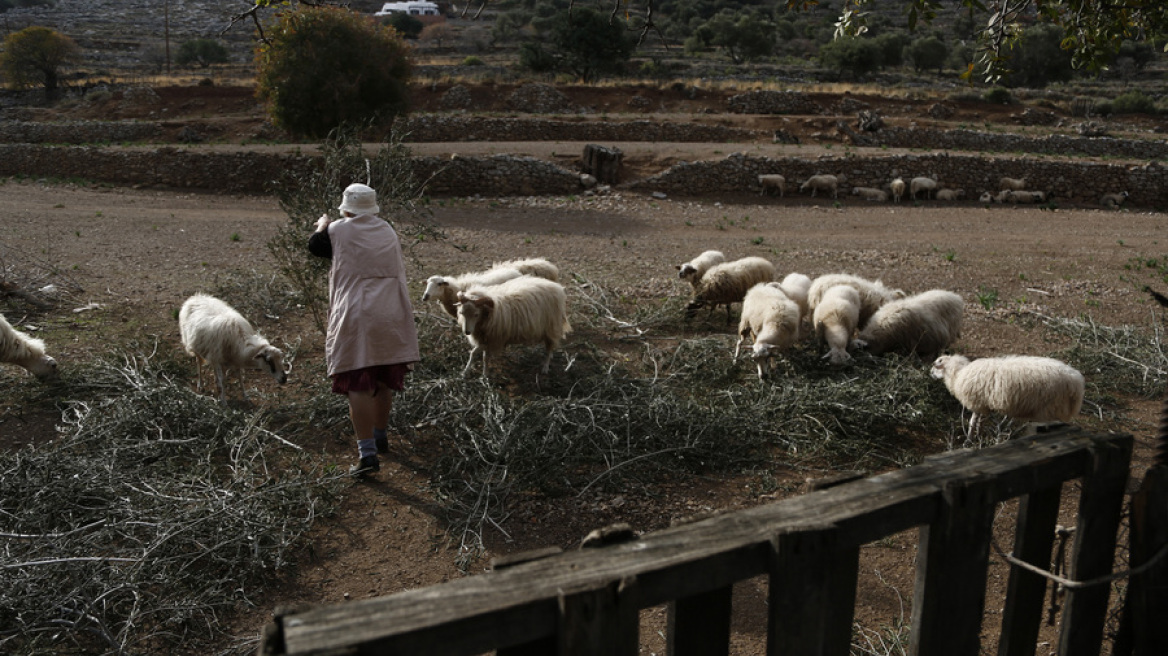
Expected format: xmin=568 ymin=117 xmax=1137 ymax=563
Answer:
xmin=260 ymin=426 xmax=1133 ymax=656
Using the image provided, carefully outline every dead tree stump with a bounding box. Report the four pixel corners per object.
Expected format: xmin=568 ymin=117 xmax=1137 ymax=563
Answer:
xmin=583 ymin=144 xmax=623 ymax=185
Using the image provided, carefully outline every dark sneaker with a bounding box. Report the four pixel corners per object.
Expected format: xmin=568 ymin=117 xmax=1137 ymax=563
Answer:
xmin=349 ymin=455 xmax=380 ymax=477
xmin=375 ymin=435 xmax=389 ymax=453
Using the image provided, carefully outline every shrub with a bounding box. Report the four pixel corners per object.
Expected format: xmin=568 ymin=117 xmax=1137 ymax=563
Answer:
xmin=175 ymin=38 xmax=230 ymax=68
xmin=984 ymin=86 xmax=1013 ymax=104
xmin=383 ymin=12 xmax=424 ymax=39
xmin=461 ymin=55 xmax=484 ymax=66
xmin=0 ymin=25 xmax=79 ymax=101
xmin=1111 ymin=89 xmax=1156 ymax=115
xmin=254 ymin=5 xmax=412 ymax=139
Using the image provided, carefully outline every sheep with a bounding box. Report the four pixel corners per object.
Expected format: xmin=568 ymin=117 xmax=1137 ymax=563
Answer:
xmin=800 ymin=174 xmax=845 ymax=199
xmin=0 ymin=313 xmax=57 ymax=381
xmin=759 ymin=174 xmax=786 ymax=197
xmin=455 ymin=276 xmax=571 ymax=378
xmin=910 ymin=176 xmax=938 ymax=200
xmin=735 ymin=283 xmax=801 ymax=379
xmin=930 ymin=354 xmax=1084 ymax=436
xmin=852 ymin=186 xmax=889 ymax=202
xmin=889 ymin=177 xmax=906 ymax=203
xmin=772 ymin=272 xmax=812 ymax=322
xmin=1101 ymin=191 xmax=1129 ymax=209
xmin=179 ymin=294 xmax=288 ymax=402
xmin=422 ymin=266 xmax=525 ymax=317
xmin=1004 ymin=190 xmax=1046 ymax=204
xmin=676 ymin=250 xmax=726 ymax=289
xmin=813 ymin=285 xmax=861 ymax=365
xmin=935 ymin=188 xmax=965 ymax=202
xmin=806 ymin=273 xmax=905 ymax=329
xmin=853 ymin=290 xmax=964 ymax=360
xmin=999 ymin=176 xmax=1028 ymax=192
xmin=685 ymin=256 xmax=777 ymax=324
xmin=491 ymin=257 xmax=559 ymax=282
xmin=979 ymin=191 xmax=995 ymax=204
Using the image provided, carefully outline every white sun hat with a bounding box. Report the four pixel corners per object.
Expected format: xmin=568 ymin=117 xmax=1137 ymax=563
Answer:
xmin=338 ymin=183 xmax=380 ymax=215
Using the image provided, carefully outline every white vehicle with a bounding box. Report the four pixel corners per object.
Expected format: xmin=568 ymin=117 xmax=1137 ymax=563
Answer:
xmin=374 ymin=2 xmax=440 ymax=16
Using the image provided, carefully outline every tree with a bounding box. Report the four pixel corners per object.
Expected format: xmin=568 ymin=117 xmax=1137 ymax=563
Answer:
xmin=705 ymin=11 xmax=776 ymax=64
xmin=421 ymin=23 xmax=456 ymax=48
xmin=175 ymin=38 xmax=230 ymax=68
xmin=904 ymin=35 xmax=949 ymax=75
xmin=818 ymin=36 xmax=881 ymax=79
xmin=1002 ymin=22 xmax=1074 ymax=88
xmin=531 ymin=7 xmax=633 ymax=82
xmin=254 ymin=6 xmax=412 ymax=139
xmin=0 ymin=25 xmax=79 ymax=101
xmin=383 ymin=12 xmax=424 ymax=39
xmin=873 ymin=31 xmax=910 ymax=68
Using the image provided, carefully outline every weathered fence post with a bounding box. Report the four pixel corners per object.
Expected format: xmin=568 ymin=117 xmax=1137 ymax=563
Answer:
xmin=998 ymin=484 xmax=1064 ymax=656
xmin=582 ymin=144 xmax=622 ymax=185
xmin=667 ymin=586 xmax=733 ymax=656
xmin=558 ymin=578 xmax=639 ymax=656
xmin=909 ymin=476 xmax=997 ymax=656
xmin=1058 ymin=435 xmax=1133 ymax=656
xmin=768 ymin=525 xmax=859 ymax=656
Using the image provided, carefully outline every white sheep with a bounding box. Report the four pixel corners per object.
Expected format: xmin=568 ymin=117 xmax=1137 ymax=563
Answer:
xmin=735 ymin=283 xmax=801 ymax=379
xmin=0 ymin=313 xmax=57 ymax=381
xmin=685 ymin=256 xmax=777 ymax=324
xmin=758 ymin=174 xmax=786 ymax=197
xmin=806 ymin=273 xmax=905 ymax=329
xmin=979 ymin=191 xmax=995 ymax=203
xmin=676 ymin=250 xmax=726 ymax=289
xmin=1004 ymin=190 xmax=1046 ymax=204
xmin=491 ymin=257 xmax=559 ymax=282
xmin=1101 ymin=191 xmax=1129 ymax=209
xmin=800 ymin=174 xmax=845 ymax=199
xmin=931 ymin=354 xmax=1084 ymax=436
xmin=910 ymin=176 xmax=938 ymax=200
xmin=813 ymin=285 xmax=861 ymax=365
xmin=422 ymin=266 xmax=525 ymax=317
xmin=771 ymin=272 xmax=812 ymax=322
xmin=179 ymin=294 xmax=288 ymax=402
xmin=852 ymin=186 xmax=889 ymax=202
xmin=853 ymin=290 xmax=964 ymax=360
xmin=999 ymin=177 xmax=1028 ymax=192
xmin=456 ymin=276 xmax=571 ymax=378
xmin=889 ymin=177 xmax=906 ymax=203
xmin=935 ymin=188 xmax=965 ymax=202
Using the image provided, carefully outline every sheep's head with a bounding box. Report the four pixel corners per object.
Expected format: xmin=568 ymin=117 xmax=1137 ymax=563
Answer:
xmin=255 ymin=345 xmax=288 ymax=385
xmin=27 ymin=354 xmax=58 ymax=381
xmin=421 ymin=276 xmax=448 ymax=302
xmin=930 ymin=355 xmax=968 ymax=381
xmin=456 ymin=292 xmax=493 ymax=335
xmin=676 ymin=263 xmax=697 ymax=280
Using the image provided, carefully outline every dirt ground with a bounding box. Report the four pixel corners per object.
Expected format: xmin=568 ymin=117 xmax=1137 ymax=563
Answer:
xmin=2 ymin=83 xmax=1166 ymax=654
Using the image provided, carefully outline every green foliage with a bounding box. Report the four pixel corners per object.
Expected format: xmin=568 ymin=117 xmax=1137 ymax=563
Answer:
xmin=1002 ymin=23 xmax=1075 ymax=88
xmin=1110 ymin=90 xmax=1157 ymax=115
xmin=818 ymin=36 xmax=881 ymax=79
xmin=873 ymin=31 xmax=909 ymax=68
xmin=705 ymin=10 xmax=777 ymax=64
xmin=1111 ymin=40 xmax=1156 ymax=70
xmin=517 ymin=42 xmax=556 ymax=73
xmin=903 ymin=35 xmax=948 ymax=75
xmin=527 ymin=7 xmax=634 ymax=82
xmin=254 ymin=5 xmax=412 ymax=139
xmin=983 ymin=86 xmax=1013 ymax=104
xmin=383 ymin=12 xmax=424 ymax=39
xmin=0 ymin=25 xmax=79 ymax=100
xmin=461 ymin=55 xmax=484 ymax=66
xmin=175 ymin=38 xmax=230 ymax=68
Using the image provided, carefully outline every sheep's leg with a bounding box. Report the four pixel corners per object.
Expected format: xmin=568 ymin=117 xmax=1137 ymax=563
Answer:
xmin=725 ymin=304 xmax=733 ymax=325
xmin=968 ymin=412 xmax=983 ymax=439
xmin=734 ymin=334 xmax=747 ymax=359
xmin=214 ymin=364 xmax=228 ymax=403
xmin=480 ymin=349 xmax=489 ymax=379
xmin=462 ymin=345 xmax=480 ymax=378
xmin=194 ymin=357 xmax=205 ymax=393
xmin=540 ymin=344 xmax=553 ymax=374
xmin=756 ymin=360 xmax=767 ymax=380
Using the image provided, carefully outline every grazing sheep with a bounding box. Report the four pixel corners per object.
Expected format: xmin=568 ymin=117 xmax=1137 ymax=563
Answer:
xmin=852 ymin=186 xmax=889 ymax=202
xmin=1004 ymin=190 xmax=1045 ymax=204
xmin=0 ymin=313 xmax=57 ymax=381
xmin=492 ymin=257 xmax=559 ymax=282
xmin=179 ymin=294 xmax=288 ymax=402
xmin=931 ymin=354 xmax=1084 ymax=436
xmin=889 ymin=177 xmax=906 ymax=203
xmin=1101 ymin=191 xmax=1130 ymax=209
xmin=676 ymin=250 xmax=726 ymax=289
xmin=813 ymin=285 xmax=861 ymax=365
xmin=935 ymin=188 xmax=966 ymax=202
xmin=735 ymin=283 xmax=801 ymax=380
xmin=979 ymin=191 xmax=995 ymax=203
xmin=807 ymin=273 xmax=905 ymax=329
xmin=685 ymin=257 xmax=777 ymax=324
xmin=910 ymin=176 xmax=938 ymax=200
xmin=456 ymin=276 xmax=571 ymax=378
xmin=854 ymin=290 xmax=964 ymax=359
xmin=999 ymin=177 xmax=1028 ymax=192
xmin=800 ymin=174 xmax=845 ymax=199
xmin=422 ymin=266 xmax=525 ymax=317
xmin=772 ymin=272 xmax=812 ymax=321
xmin=759 ymin=174 xmax=786 ymax=197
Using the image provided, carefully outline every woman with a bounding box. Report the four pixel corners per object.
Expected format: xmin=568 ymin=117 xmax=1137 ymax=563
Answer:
xmin=309 ymin=183 xmax=420 ymax=476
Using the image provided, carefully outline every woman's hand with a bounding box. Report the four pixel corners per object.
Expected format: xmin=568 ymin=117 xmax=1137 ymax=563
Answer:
xmin=314 ymin=214 xmax=331 ymax=232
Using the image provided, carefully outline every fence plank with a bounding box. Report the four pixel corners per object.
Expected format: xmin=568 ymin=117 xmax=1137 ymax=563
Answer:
xmin=909 ymin=477 xmax=997 ymax=656
xmin=666 ymin=586 xmax=733 ymax=656
xmin=768 ymin=527 xmax=859 ymax=656
xmin=558 ymin=579 xmax=639 ymax=656
xmin=998 ymin=484 xmax=1063 ymax=656
xmin=1058 ymin=435 xmax=1134 ymax=656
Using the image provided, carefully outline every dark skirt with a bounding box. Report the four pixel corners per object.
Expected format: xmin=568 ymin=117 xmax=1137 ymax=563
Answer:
xmin=331 ymin=363 xmax=411 ymax=395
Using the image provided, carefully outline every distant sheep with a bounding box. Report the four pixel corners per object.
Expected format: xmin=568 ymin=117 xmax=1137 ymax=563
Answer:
xmin=1005 ymin=190 xmax=1046 ymax=204
xmin=813 ymin=285 xmax=861 ymax=365
xmin=492 ymin=257 xmax=560 ymax=282
xmin=800 ymin=174 xmax=846 ymax=199
xmin=979 ymin=191 xmax=995 ymax=204
xmin=685 ymin=257 xmax=776 ymax=324
xmin=852 ymin=186 xmax=889 ymax=202
xmin=931 ymin=354 xmax=1084 ymax=435
xmin=735 ymin=283 xmax=801 ymax=379
xmin=935 ymin=188 xmax=965 ymax=202
xmin=179 ymin=294 xmax=287 ymax=402
xmin=1101 ymin=191 xmax=1129 ymax=209
xmin=999 ymin=177 xmax=1028 ymax=192
xmin=910 ymin=176 xmax=938 ymax=200
xmin=456 ymin=276 xmax=571 ymax=378
xmin=0 ymin=313 xmax=57 ymax=381
xmin=422 ymin=266 xmax=525 ymax=317
xmin=854 ymin=290 xmax=964 ymax=359
xmin=889 ymin=178 xmax=906 ymax=203
xmin=807 ymin=273 xmax=905 ymax=329
xmin=759 ymin=174 xmax=786 ymax=197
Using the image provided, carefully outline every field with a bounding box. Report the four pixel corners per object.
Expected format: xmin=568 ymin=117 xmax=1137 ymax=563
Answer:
xmin=3 ymin=81 xmax=1168 ymax=654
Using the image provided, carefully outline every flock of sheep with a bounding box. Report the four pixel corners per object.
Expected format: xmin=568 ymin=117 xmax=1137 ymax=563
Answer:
xmin=0 ymin=248 xmax=1085 ymax=437
xmin=759 ymin=172 xmax=1129 ymax=209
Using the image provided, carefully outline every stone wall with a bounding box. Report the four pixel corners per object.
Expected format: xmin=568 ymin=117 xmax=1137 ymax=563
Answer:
xmin=871 ymin=126 xmax=1168 ymax=161
xmin=0 ymin=120 xmax=159 ymax=144
xmin=400 ymin=115 xmax=760 ymax=143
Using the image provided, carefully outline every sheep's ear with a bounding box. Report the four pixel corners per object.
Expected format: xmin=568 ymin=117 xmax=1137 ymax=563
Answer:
xmin=476 ymin=296 xmax=495 ymax=310
xmin=437 ymin=279 xmax=448 ymax=287
xmin=456 ymin=291 xmax=468 ymax=302
xmin=674 ymin=264 xmax=681 ymax=271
